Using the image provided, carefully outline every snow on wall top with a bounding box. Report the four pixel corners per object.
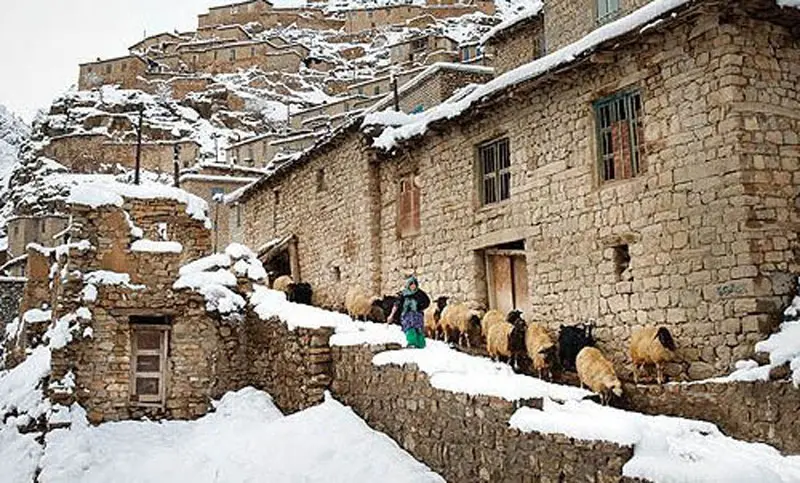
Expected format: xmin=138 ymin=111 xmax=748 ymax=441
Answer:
xmin=479 ymin=1 xmax=542 ymax=44
xmin=66 ymin=179 xmax=212 ymax=229
xmin=372 ymin=0 xmax=695 ymax=151
xmin=777 ymin=0 xmax=800 ymax=7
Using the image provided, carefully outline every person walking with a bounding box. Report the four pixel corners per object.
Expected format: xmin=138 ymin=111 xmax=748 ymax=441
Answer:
xmin=390 ymin=275 xmax=430 ymax=349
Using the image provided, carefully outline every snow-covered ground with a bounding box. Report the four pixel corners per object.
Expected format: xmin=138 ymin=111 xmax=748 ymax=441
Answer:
xmin=37 ymin=388 xmax=443 ymax=483
xmin=511 ymin=398 xmax=800 ymax=483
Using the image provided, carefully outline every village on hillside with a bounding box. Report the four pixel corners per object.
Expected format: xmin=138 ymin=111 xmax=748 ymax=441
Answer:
xmin=1 ymin=0 xmax=800 ymax=481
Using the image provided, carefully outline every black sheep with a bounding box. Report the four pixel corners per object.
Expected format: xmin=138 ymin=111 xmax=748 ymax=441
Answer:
xmin=378 ymin=295 xmax=401 ymax=324
xmin=558 ymin=322 xmax=596 ymax=372
xmin=286 ymin=282 xmax=313 ymax=305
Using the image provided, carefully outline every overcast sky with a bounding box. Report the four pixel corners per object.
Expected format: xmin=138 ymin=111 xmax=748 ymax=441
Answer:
xmin=0 ymin=0 xmax=300 ymax=123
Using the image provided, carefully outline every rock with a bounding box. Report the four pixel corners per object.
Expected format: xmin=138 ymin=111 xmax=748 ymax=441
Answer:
xmin=768 ymin=362 xmax=791 ymax=381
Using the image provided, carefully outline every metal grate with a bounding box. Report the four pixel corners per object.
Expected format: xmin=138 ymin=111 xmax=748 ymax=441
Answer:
xmin=595 ymin=90 xmax=643 ymax=183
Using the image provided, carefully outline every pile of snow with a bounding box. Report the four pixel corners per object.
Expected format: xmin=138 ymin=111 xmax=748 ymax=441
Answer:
xmin=250 ymin=284 xmax=353 ymax=330
xmin=372 ymin=0 xmax=694 ymax=151
xmin=174 ymin=244 xmax=267 ymax=316
xmin=39 ymin=388 xmax=443 ymax=483
xmin=510 ymin=398 xmax=800 ymax=482
xmin=67 ymin=179 xmax=211 ymax=229
xmin=373 ymin=341 xmax=590 ymax=402
xmin=0 ymin=347 xmax=51 ymax=425
xmin=777 ymin=0 xmax=800 ymax=8
xmin=130 ymin=239 xmax=183 ymax=254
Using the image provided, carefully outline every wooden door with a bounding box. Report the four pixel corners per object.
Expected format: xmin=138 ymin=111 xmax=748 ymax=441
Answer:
xmin=487 ymin=252 xmax=529 ymax=313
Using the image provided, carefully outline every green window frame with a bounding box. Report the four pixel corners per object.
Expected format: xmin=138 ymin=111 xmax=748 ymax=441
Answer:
xmin=597 ymin=0 xmax=620 ymax=24
xmin=594 ymin=89 xmax=643 ymax=184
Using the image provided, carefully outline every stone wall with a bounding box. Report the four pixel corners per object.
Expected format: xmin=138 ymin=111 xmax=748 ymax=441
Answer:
xmin=331 ymin=344 xmax=635 ymax=482
xmin=397 ymin=68 xmax=495 ymax=114
xmin=241 ymin=131 xmax=381 ymax=309
xmin=42 ymin=135 xmax=198 ymax=174
xmin=485 ymin=16 xmax=543 ymax=75
xmin=624 ymin=380 xmax=800 ymax=454
xmin=374 ymin=5 xmax=800 ymax=379
xmin=78 ymin=55 xmax=148 ymax=90
xmin=6 ymin=215 xmax=69 ymax=260
xmin=544 ymin=0 xmax=653 ymax=52
xmin=0 ymin=277 xmax=25 ymax=330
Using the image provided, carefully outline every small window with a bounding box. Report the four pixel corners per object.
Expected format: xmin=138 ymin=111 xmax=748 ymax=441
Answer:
xmin=130 ymin=320 xmax=169 ymax=406
xmin=250 ymin=46 xmax=256 ymax=57
xmin=595 ymin=90 xmax=643 ymax=184
xmin=462 ymin=49 xmax=470 ymax=62
xmin=374 ymin=86 xmax=380 ymax=95
xmin=597 ymin=0 xmax=620 ymax=24
xmin=214 ymin=51 xmax=218 ymax=61
xmin=478 ymin=138 xmax=511 ymax=205
xmin=14 ymin=225 xmax=19 ymax=236
xmin=121 ymin=62 xmax=127 ymax=71
xmin=40 ymin=220 xmax=46 ymax=233
xmin=211 ymin=187 xmax=225 ymax=199
xmin=87 ymin=66 xmax=93 ymax=73
xmin=274 ymin=190 xmax=280 ymax=205
xmin=397 ymin=175 xmax=421 ymax=238
xmin=229 ymin=49 xmax=236 ymax=61
xmin=236 ymin=204 xmax=242 ymax=227
xmin=316 ymin=168 xmax=326 ymax=192
xmin=105 ymin=64 xmax=112 ymax=74
xmin=613 ymin=244 xmax=631 ymax=280
xmin=332 ymin=266 xmax=341 ymax=282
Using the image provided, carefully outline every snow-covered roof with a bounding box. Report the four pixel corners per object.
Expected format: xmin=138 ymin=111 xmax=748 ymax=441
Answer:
xmin=365 ymin=62 xmax=494 ymax=113
xmin=79 ymin=54 xmax=149 ymax=67
xmin=180 ymin=173 xmax=259 ymax=184
xmin=480 ymin=1 xmax=542 ymax=45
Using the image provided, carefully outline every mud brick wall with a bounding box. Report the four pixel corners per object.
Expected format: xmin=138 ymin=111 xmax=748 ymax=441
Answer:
xmin=331 ymin=344 xmax=635 ymax=482
xmin=624 ymin=380 xmax=800 ymax=454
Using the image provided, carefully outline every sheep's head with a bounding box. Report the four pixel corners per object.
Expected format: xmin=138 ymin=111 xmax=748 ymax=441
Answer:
xmin=435 ymin=296 xmax=449 ymax=311
xmin=507 ymin=309 xmax=524 ymax=325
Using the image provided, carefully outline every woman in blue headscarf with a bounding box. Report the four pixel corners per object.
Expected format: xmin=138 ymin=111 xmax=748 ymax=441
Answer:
xmin=389 ymin=275 xmax=430 ymax=348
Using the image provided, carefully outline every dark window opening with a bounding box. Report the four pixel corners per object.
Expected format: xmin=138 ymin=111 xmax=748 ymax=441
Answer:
xmin=274 ymin=190 xmax=280 ymax=205
xmin=316 ymin=169 xmax=326 ymax=192
xmin=595 ymin=90 xmax=643 ymax=184
xmin=478 ymin=138 xmax=511 ymax=205
xmin=613 ymin=244 xmax=631 ymax=280
xmin=332 ymin=266 xmax=341 ymax=282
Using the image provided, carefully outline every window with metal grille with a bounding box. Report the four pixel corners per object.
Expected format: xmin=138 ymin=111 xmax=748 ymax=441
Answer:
xmin=478 ymin=138 xmax=511 ymax=205
xmin=595 ymin=90 xmax=643 ymax=183
xmin=597 ymin=0 xmax=620 ymax=24
xmin=397 ymin=176 xmax=420 ymax=238
xmin=130 ymin=319 xmax=169 ymax=406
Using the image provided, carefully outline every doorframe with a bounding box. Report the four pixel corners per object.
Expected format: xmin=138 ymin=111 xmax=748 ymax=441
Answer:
xmin=484 ymin=249 xmax=528 ymax=311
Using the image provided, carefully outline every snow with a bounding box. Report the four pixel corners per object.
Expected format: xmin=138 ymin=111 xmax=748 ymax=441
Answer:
xmin=0 ymin=426 xmax=42 ymax=483
xmin=130 ymin=239 xmax=183 ymax=254
xmin=510 ymin=398 xmax=800 ymax=483
xmin=0 ymin=346 xmax=51 ymax=423
xmin=777 ymin=0 xmax=800 ymax=8
xmin=480 ymin=1 xmax=543 ymax=44
xmin=373 ymin=341 xmax=591 ymax=402
xmin=250 ymin=284 xmax=354 ymax=329
xmin=67 ymin=179 xmax=212 ymax=229
xmin=372 ymin=0 xmax=694 ymax=151
xmin=22 ymin=308 xmax=52 ymax=324
xmin=39 ymin=388 xmax=443 ymax=483
xmin=45 ymin=310 xmax=91 ymax=350
xmin=83 ymin=270 xmax=144 ymax=290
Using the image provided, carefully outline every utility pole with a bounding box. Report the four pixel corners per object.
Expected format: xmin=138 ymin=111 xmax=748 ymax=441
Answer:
xmin=134 ymin=104 xmax=144 ymax=185
xmin=392 ymin=71 xmax=400 ymax=112
xmin=173 ymin=143 xmax=181 ymax=188
xmin=214 ymin=134 xmax=221 ymax=164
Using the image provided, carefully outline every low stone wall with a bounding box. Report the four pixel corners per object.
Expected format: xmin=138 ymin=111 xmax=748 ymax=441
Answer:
xmin=624 ymin=381 xmax=800 ymax=454
xmin=331 ymin=344 xmax=635 ymax=482
xmin=0 ymin=277 xmax=25 ymax=329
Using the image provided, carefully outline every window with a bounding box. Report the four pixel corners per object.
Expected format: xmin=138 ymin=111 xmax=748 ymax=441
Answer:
xmin=613 ymin=244 xmax=631 ymax=280
xmin=130 ymin=319 xmax=169 ymax=405
xmin=316 ymin=168 xmax=326 ymax=192
xmin=229 ymin=49 xmax=236 ymax=61
xmin=247 ymin=146 xmax=254 ymax=163
xmin=332 ymin=266 xmax=341 ymax=282
xmin=236 ymin=204 xmax=242 ymax=227
xmin=397 ymin=175 xmax=420 ymax=237
xmin=274 ymin=189 xmax=280 ymax=205
xmin=595 ymin=90 xmax=643 ymax=183
xmin=462 ymin=48 xmax=470 ymax=61
xmin=40 ymin=219 xmax=46 ymax=233
xmin=597 ymin=0 xmax=620 ymax=24
xmin=478 ymin=138 xmax=511 ymax=205
xmin=214 ymin=51 xmax=219 ymax=61
xmin=211 ymin=187 xmax=225 ymax=200
xmin=374 ymin=86 xmax=380 ymax=95
xmin=105 ymin=64 xmax=112 ymax=74
xmin=121 ymin=62 xmax=127 ymax=71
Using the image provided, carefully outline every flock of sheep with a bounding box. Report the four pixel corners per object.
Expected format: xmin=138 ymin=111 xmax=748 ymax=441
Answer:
xmin=274 ymin=278 xmax=678 ymax=405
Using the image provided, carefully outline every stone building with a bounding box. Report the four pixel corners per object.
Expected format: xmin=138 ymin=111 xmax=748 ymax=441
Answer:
xmin=346 ymin=67 xmax=426 ymax=100
xmin=368 ymin=62 xmax=495 ymax=114
xmin=481 ymin=7 xmax=545 ymax=75
xmin=226 ymin=132 xmax=285 ymax=167
xmin=129 ymin=32 xmax=193 ymax=56
xmin=289 ymin=96 xmax=372 ymax=131
xmin=179 ymin=171 xmax=258 ymax=251
xmin=42 ymin=134 xmax=199 ymax=174
xmin=235 ymin=0 xmax=800 ymax=380
xmin=78 ymin=55 xmax=150 ymax=91
xmin=340 ymin=3 xmax=494 ymax=33
xmin=4 ymin=215 xmax=70 ymax=276
xmin=197 ymin=0 xmax=276 ymax=28
xmin=389 ymin=34 xmax=459 ymax=67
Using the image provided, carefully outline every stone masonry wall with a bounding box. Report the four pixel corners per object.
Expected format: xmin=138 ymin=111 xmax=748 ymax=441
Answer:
xmin=624 ymin=381 xmax=800 ymax=454
xmin=485 ymin=17 xmax=543 ymax=75
xmin=376 ymin=6 xmax=800 ymax=380
xmin=398 ymin=69 xmax=494 ymax=114
xmin=242 ymin=133 xmax=380 ymax=308
xmin=0 ymin=278 xmax=25 ymax=330
xmin=544 ymin=0 xmax=653 ymax=53
xmin=331 ymin=344 xmax=635 ymax=482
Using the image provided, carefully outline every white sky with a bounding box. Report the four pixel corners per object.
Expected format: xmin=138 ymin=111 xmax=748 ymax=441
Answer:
xmin=0 ymin=0 xmax=302 ymax=123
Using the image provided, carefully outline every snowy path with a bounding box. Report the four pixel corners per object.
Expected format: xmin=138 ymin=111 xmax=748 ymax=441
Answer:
xmin=36 ymin=388 xmax=443 ymax=483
